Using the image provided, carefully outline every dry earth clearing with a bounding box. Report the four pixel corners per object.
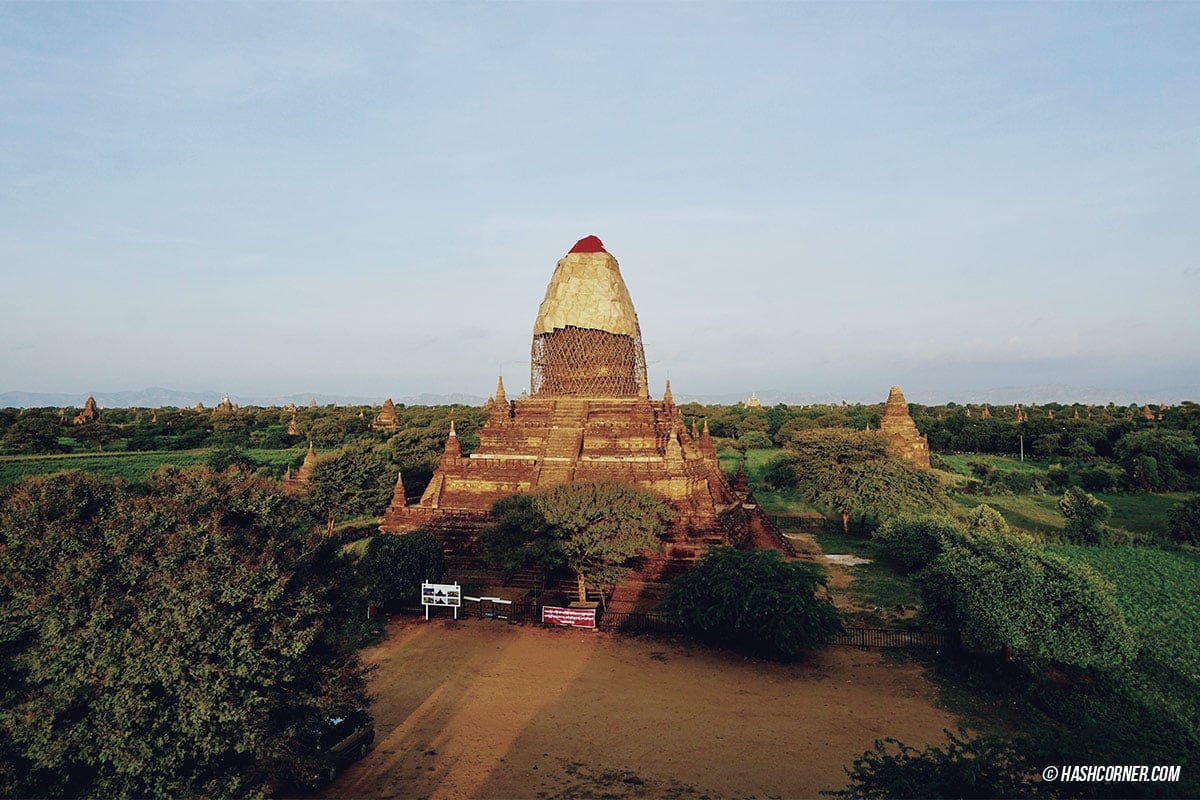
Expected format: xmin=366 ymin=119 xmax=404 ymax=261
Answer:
xmin=323 ymin=616 xmax=959 ymax=800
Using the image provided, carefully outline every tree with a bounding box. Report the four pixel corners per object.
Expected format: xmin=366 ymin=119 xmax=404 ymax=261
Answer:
xmin=309 ymin=439 xmax=395 ymax=533
xmin=872 ymin=515 xmax=965 ymax=574
xmin=0 ymin=412 xmax=66 ymax=454
xmin=359 ymin=531 xmax=447 ymax=608
xmin=1166 ymin=495 xmax=1200 ymax=545
xmin=0 ymin=469 xmax=369 ymax=798
xmin=1058 ymin=486 xmax=1112 ymax=545
xmin=662 ymin=547 xmax=842 ymax=660
xmin=478 ymin=483 xmax=672 ymax=603
xmin=1114 ymin=429 xmax=1200 ymax=491
xmin=918 ymin=531 xmax=1136 ymax=669
xmin=503 ymin=482 xmax=673 ymax=604
xmin=479 ymin=493 xmax=563 ymax=573
xmin=787 ymin=429 xmax=949 ymax=534
xmin=828 ymin=728 xmax=1041 ymax=799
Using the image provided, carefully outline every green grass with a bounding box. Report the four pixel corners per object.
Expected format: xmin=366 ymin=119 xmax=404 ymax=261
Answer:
xmin=1105 ymin=492 xmax=1191 ymax=536
xmin=938 ymin=453 xmax=1051 ymax=476
xmin=0 ymin=445 xmax=309 ymax=486
xmin=952 ymin=493 xmax=1064 ymax=536
xmin=954 ymin=489 xmax=1185 ymax=539
xmin=1050 ymin=544 xmax=1200 ymax=736
xmin=813 ymin=530 xmax=921 ymax=609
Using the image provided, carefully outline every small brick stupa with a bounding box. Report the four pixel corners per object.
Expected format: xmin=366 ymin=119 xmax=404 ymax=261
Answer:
xmin=878 ymin=385 xmax=931 ymax=468
xmin=372 ymin=398 xmax=400 ymax=432
xmin=381 ymin=236 xmax=792 ymax=563
xmin=73 ymin=395 xmax=101 ymax=425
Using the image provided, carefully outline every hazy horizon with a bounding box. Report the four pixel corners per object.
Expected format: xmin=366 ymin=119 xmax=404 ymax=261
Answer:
xmin=3 ymin=4 xmax=1197 ymax=404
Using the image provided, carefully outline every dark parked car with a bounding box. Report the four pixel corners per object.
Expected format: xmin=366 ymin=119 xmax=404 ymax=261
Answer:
xmin=319 ymin=710 xmax=375 ymax=782
xmin=282 ymin=709 xmax=375 ymax=788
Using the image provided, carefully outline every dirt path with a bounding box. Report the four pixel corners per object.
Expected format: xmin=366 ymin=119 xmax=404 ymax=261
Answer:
xmin=324 ymin=617 xmax=960 ymax=799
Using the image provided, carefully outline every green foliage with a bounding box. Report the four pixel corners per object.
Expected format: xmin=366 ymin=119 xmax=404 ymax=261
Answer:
xmin=1166 ymin=495 xmax=1200 ymax=545
xmin=1 ymin=412 xmax=66 ymax=454
xmin=1058 ymin=487 xmax=1112 ymax=545
xmin=479 ymin=494 xmax=562 ymax=572
xmin=1115 ymin=428 xmax=1200 ymax=492
xmin=0 ymin=469 xmax=369 ymax=798
xmin=964 ymin=504 xmax=1010 ymax=535
xmin=535 ymin=481 xmax=674 ymax=602
xmin=737 ymin=430 xmax=774 ymax=450
xmin=663 ymin=547 xmax=843 ymax=661
xmin=308 ymin=439 xmax=396 ymax=527
xmin=205 ymin=446 xmax=260 ymax=473
xmin=359 ymin=531 xmax=447 ymax=607
xmin=873 ymin=516 xmax=964 ymax=574
xmin=919 ymin=531 xmax=1137 ymax=669
xmin=787 ymin=428 xmax=949 ymax=533
xmin=825 ymin=728 xmax=1040 ymax=799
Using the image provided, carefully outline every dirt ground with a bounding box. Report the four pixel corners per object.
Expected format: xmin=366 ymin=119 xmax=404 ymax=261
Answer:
xmin=324 ymin=616 xmax=961 ymax=800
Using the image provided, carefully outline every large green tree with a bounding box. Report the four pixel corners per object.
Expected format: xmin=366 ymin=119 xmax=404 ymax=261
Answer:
xmin=480 ymin=482 xmax=672 ymax=604
xmin=662 ymin=546 xmax=842 ymax=660
xmin=537 ymin=481 xmax=674 ymax=604
xmin=785 ymin=428 xmax=948 ymax=533
xmin=919 ymin=531 xmax=1136 ymax=669
xmin=309 ymin=439 xmax=396 ymax=533
xmin=0 ymin=469 xmax=369 ymax=798
xmin=0 ymin=412 xmax=66 ymax=454
xmin=1114 ymin=428 xmax=1200 ymax=491
xmin=359 ymin=530 xmax=447 ymax=608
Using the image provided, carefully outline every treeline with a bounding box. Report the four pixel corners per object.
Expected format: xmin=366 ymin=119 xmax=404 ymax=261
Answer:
xmin=0 ymin=403 xmax=489 ymax=499
xmin=680 ymin=400 xmax=1200 ymax=494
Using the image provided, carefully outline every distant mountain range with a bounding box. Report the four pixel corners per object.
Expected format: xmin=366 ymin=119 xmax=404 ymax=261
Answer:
xmin=1 ymin=384 xmax=1195 ymax=409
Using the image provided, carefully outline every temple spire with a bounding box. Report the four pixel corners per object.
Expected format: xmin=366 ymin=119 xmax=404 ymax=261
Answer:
xmin=495 ymin=375 xmax=507 ymax=406
xmin=663 ymin=379 xmax=673 ymax=405
xmin=442 ymin=420 xmax=462 ymax=459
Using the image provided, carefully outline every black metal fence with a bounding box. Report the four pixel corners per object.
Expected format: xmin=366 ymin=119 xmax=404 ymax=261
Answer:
xmin=828 ymin=626 xmax=959 ymax=651
xmin=452 ymin=597 xmax=956 ymax=651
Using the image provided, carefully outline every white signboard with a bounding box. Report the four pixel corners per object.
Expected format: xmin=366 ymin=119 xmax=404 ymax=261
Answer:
xmin=421 ymin=582 xmax=461 ymax=620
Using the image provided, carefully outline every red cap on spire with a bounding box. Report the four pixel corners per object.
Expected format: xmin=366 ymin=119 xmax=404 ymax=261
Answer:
xmin=568 ymin=235 xmax=606 ymax=254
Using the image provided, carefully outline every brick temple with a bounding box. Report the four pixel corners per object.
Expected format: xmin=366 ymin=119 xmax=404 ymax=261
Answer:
xmin=380 ymin=236 xmax=791 ymax=564
xmin=878 ymin=385 xmax=931 ymax=468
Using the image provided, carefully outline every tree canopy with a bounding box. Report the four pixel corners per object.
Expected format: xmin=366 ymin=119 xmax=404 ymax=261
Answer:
xmin=782 ymin=428 xmax=948 ymax=533
xmin=919 ymin=530 xmax=1136 ymax=669
xmin=662 ymin=546 xmax=842 ymax=660
xmin=359 ymin=530 xmax=447 ymax=608
xmin=0 ymin=468 xmax=369 ymax=798
xmin=480 ymin=481 xmax=673 ymax=603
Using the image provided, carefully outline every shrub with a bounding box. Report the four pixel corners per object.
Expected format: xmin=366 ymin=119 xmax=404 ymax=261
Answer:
xmin=919 ymin=532 xmax=1136 ymax=669
xmin=359 ymin=530 xmax=447 ymax=608
xmin=873 ymin=516 xmax=964 ymax=574
xmin=827 ymin=728 xmax=1041 ymax=799
xmin=1059 ymin=487 xmax=1112 ymax=545
xmin=1045 ymin=464 xmax=1070 ymax=491
xmin=992 ymin=470 xmax=1037 ymax=495
xmin=964 ymin=504 xmax=1009 ymax=536
xmin=1079 ymin=463 xmax=1122 ymax=492
xmin=662 ymin=547 xmax=842 ymax=661
xmin=1166 ymin=495 xmax=1200 ymax=546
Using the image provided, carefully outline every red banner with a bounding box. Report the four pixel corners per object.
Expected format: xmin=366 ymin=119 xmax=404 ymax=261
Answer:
xmin=541 ymin=606 xmax=597 ymax=629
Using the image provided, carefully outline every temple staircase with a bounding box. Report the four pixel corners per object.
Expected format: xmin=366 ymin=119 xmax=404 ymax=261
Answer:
xmin=535 ymin=398 xmax=587 ymax=487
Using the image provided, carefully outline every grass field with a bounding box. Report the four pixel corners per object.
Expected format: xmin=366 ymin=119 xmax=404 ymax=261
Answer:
xmin=1050 ymin=544 xmax=1200 ymax=739
xmin=937 ymin=452 xmax=1051 ymax=476
xmin=0 ymin=446 xmax=310 ymax=486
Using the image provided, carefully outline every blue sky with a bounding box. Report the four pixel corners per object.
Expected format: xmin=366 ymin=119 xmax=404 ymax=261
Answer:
xmin=2 ymin=2 xmax=1197 ymax=405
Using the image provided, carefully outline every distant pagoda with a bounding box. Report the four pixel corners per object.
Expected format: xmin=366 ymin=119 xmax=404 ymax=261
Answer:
xmin=381 ymin=236 xmax=792 ymax=561
xmin=372 ymin=398 xmax=401 ymax=432
xmin=878 ymin=385 xmax=931 ymax=468
xmin=72 ymin=395 xmax=101 ymax=425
